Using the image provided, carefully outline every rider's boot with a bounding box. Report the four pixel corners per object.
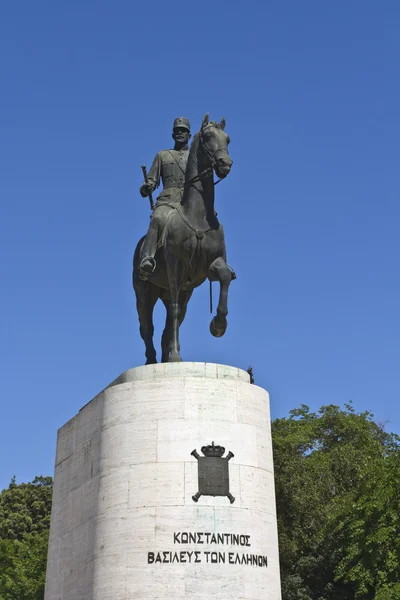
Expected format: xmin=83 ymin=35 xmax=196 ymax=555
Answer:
xmin=139 ymin=227 xmax=158 ymax=280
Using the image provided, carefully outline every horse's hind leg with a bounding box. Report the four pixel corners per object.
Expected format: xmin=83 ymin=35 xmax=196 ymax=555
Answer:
xmin=208 ymin=257 xmax=235 ymax=337
xmin=134 ymin=279 xmax=159 ymax=364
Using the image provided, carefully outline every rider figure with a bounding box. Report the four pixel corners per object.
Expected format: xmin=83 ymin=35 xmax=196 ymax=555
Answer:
xmin=139 ymin=117 xmax=191 ymax=279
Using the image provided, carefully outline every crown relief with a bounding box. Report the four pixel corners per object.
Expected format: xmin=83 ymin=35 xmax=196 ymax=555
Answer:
xmin=201 ymin=441 xmax=225 ymax=457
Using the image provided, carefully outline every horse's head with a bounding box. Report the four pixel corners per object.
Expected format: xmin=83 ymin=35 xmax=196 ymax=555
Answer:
xmin=200 ymin=113 xmax=232 ymax=180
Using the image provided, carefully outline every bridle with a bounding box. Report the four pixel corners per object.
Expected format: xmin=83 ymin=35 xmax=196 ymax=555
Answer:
xmin=185 ymin=125 xmax=227 ymax=188
xmin=200 ymin=124 xmax=227 ymax=165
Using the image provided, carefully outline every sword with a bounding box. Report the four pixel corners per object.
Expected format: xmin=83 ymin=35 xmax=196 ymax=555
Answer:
xmin=141 ymin=165 xmax=155 ymax=211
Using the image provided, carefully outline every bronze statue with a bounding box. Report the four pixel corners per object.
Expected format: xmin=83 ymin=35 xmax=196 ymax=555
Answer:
xmin=133 ymin=113 xmax=235 ymax=364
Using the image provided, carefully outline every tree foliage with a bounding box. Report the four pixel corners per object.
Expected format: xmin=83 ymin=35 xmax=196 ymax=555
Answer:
xmin=272 ymin=403 xmax=400 ymax=600
xmin=0 ymin=476 xmax=52 ymax=542
xmin=0 ymin=477 xmax=52 ymax=600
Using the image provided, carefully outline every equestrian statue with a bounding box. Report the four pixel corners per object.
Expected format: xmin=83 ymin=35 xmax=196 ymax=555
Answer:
xmin=133 ymin=113 xmax=235 ymax=364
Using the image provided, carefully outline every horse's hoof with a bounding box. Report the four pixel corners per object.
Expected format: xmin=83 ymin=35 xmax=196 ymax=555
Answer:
xmin=145 ymin=357 xmax=157 ymax=365
xmin=210 ymin=316 xmax=228 ymax=337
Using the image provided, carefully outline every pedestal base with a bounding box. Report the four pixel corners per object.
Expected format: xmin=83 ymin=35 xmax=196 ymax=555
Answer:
xmin=45 ymin=363 xmax=281 ymax=599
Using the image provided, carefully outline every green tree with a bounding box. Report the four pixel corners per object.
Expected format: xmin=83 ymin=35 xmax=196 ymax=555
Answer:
xmin=0 ymin=533 xmax=49 ymax=600
xmin=331 ymin=447 xmax=400 ymax=598
xmin=0 ymin=476 xmax=52 ymax=541
xmin=272 ymin=404 xmax=400 ymax=600
xmin=0 ymin=477 xmax=52 ymax=600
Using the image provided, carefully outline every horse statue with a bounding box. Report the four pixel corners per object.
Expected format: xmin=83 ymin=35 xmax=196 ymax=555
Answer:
xmin=132 ymin=113 xmax=235 ymax=363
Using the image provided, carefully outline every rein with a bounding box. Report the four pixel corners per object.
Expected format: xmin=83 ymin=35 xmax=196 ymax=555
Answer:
xmin=185 ymin=168 xmax=222 ymax=188
xmin=175 ymin=204 xmax=212 ymax=239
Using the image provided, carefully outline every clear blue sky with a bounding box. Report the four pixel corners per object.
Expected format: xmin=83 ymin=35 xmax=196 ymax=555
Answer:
xmin=1 ymin=1 xmax=399 ymax=490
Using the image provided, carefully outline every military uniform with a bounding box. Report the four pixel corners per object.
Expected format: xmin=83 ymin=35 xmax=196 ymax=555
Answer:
xmin=140 ymin=118 xmax=190 ymax=278
xmin=146 ymin=148 xmax=189 ymax=208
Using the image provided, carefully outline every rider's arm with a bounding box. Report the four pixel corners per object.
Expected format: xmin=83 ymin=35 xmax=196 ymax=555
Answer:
xmin=140 ymin=152 xmax=161 ymax=197
xmin=146 ymin=152 xmax=162 ymax=189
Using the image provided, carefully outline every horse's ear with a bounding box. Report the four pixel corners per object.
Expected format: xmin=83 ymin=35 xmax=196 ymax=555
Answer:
xmin=220 ymin=116 xmax=226 ymax=130
xmin=202 ymin=113 xmax=209 ymax=129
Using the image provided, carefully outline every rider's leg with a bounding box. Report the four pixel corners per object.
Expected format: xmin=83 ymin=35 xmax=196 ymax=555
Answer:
xmin=140 ymin=217 xmax=159 ymax=279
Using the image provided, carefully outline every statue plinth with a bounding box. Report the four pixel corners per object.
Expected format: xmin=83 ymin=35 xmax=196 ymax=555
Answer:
xmin=45 ymin=363 xmax=282 ymax=599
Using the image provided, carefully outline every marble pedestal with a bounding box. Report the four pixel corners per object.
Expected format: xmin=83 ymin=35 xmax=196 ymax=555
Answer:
xmin=44 ymin=363 xmax=282 ymax=600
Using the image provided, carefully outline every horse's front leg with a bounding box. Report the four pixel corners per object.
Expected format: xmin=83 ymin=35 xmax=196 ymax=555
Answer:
xmin=161 ymin=290 xmax=193 ymax=362
xmin=165 ymin=251 xmax=183 ymax=362
xmin=208 ymin=257 xmax=235 ymax=338
xmin=161 ymin=307 xmax=172 ymax=363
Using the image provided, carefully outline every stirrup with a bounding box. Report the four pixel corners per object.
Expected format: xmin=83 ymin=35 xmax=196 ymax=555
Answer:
xmin=139 ymin=257 xmax=156 ymax=280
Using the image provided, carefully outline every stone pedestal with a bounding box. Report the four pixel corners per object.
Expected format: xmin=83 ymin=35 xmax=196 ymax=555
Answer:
xmin=45 ymin=363 xmax=282 ymax=600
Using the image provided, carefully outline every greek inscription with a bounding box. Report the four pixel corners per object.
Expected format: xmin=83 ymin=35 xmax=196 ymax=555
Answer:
xmin=173 ymin=532 xmax=251 ymax=547
xmin=147 ymin=532 xmax=267 ymax=568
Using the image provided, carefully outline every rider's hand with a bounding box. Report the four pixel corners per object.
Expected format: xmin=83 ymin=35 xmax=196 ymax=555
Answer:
xmin=140 ymin=182 xmax=155 ymax=198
